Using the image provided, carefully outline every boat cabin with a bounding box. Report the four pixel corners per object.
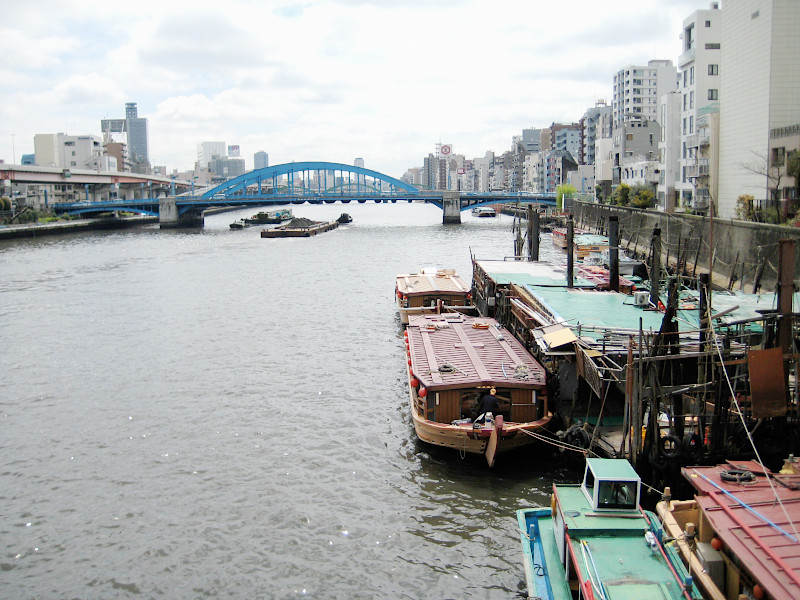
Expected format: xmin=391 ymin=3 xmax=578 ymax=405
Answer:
xmin=580 ymin=458 xmax=641 ymax=512
xmin=396 ymin=268 xmax=471 ymax=324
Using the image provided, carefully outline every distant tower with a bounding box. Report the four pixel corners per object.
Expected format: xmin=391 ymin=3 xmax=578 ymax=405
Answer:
xmin=354 ymin=157 xmax=365 ymax=168
xmin=124 ymin=102 xmax=149 ymax=165
xmin=254 ymin=151 xmax=269 ymax=169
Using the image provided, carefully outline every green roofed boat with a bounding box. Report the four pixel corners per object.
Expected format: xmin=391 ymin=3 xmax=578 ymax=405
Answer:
xmin=517 ymin=458 xmax=702 ymax=600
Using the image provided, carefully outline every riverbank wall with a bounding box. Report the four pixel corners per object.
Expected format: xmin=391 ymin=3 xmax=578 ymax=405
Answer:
xmin=0 ymin=216 xmax=158 ymax=240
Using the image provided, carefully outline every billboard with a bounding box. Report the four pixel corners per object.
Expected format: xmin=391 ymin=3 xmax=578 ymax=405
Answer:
xmin=228 ymin=145 xmax=240 ymax=157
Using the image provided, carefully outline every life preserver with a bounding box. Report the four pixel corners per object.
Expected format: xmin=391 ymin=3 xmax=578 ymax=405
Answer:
xmin=720 ymin=469 xmax=755 ymax=483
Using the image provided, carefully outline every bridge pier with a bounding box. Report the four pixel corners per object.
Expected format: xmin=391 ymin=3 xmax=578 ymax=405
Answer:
xmin=442 ymin=192 xmax=461 ymax=224
xmin=159 ymin=197 xmax=204 ymax=229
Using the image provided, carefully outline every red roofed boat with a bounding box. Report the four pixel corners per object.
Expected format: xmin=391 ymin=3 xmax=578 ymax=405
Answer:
xmin=404 ymin=313 xmax=553 ymax=466
xmin=657 ymin=460 xmax=800 ymax=600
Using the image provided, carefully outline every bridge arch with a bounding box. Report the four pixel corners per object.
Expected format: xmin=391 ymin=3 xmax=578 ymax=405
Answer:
xmin=200 ymin=161 xmax=419 ymax=200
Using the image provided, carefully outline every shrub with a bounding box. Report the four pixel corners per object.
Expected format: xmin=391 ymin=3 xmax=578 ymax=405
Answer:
xmin=735 ymin=195 xmax=755 ymax=221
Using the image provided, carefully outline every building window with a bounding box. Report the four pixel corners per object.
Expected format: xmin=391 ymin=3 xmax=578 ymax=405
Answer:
xmin=708 ymin=64 xmax=718 ymax=75
xmin=689 ymin=116 xmax=694 ymax=133
xmin=708 ymin=89 xmax=718 ymax=100
xmin=690 ymin=66 xmax=695 ymax=84
xmin=690 ymin=91 xmax=694 ymax=109
xmin=705 ymin=43 xmax=721 ymax=50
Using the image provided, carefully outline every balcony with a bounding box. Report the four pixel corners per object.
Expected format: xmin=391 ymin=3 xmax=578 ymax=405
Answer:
xmin=678 ymin=47 xmax=695 ymax=68
xmin=685 ymin=159 xmax=709 ymax=179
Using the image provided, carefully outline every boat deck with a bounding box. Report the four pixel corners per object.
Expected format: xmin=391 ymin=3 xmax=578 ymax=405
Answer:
xmin=682 ymin=462 xmax=800 ymax=600
xmin=555 ymin=485 xmax=701 ymax=599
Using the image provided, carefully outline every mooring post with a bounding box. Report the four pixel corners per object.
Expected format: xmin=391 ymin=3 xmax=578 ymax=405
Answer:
xmin=609 ymin=216 xmax=619 ymax=292
xmin=777 ymin=239 xmax=796 ymax=355
xmin=528 ymin=205 xmax=539 ymax=261
xmin=649 ymin=227 xmax=661 ymax=307
xmin=567 ymin=215 xmax=574 ymax=288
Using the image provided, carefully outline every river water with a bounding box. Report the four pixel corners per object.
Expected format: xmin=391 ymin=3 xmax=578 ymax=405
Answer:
xmin=1 ymin=202 xmax=578 ymax=599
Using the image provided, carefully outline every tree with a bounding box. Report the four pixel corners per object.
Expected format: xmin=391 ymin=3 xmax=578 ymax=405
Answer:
xmin=630 ymin=185 xmax=654 ymax=209
xmin=556 ymin=183 xmax=577 ymax=210
xmin=0 ymin=196 xmax=11 ymax=211
xmin=613 ymin=183 xmax=631 ymax=206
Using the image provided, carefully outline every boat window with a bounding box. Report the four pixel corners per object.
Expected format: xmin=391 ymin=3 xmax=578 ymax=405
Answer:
xmin=596 ymin=480 xmax=637 ymax=510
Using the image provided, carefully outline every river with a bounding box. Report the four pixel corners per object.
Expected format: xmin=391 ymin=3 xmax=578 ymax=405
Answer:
xmin=0 ymin=202 xmax=579 ymax=599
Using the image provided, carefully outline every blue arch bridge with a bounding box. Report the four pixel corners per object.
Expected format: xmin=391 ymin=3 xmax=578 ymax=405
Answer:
xmin=54 ymin=161 xmax=556 ymax=227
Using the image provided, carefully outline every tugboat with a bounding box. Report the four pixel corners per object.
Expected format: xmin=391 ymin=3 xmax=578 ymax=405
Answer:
xmin=517 ymin=458 xmax=703 ymax=599
xmin=337 ymin=212 xmax=352 ymax=224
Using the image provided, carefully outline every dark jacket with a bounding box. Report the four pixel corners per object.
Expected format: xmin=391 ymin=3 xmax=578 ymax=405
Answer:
xmin=478 ymin=393 xmax=499 ymax=415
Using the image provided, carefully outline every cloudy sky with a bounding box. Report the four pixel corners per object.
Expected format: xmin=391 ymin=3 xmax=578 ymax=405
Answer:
xmin=1 ymin=0 xmax=704 ymax=178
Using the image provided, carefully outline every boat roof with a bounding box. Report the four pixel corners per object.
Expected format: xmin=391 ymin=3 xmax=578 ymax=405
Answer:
xmin=474 ymin=259 xmax=598 ymax=288
xmin=520 ymin=285 xmax=668 ymax=338
xmin=406 ymin=313 xmax=546 ymax=390
xmin=396 ymin=268 xmax=470 ymax=296
xmin=586 ymin=457 xmax=640 ymax=480
xmin=682 ymin=462 xmax=800 ymax=600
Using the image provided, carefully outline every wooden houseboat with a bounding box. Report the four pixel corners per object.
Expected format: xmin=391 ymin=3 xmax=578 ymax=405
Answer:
xmin=517 ymin=458 xmax=702 ymax=600
xmin=405 ymin=313 xmax=552 ymax=466
xmin=395 ymin=268 xmax=472 ymax=325
xmin=657 ymin=461 xmax=800 ymax=600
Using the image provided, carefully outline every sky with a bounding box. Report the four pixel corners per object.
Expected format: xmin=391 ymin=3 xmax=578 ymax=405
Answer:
xmin=0 ymin=0 xmax=705 ymax=178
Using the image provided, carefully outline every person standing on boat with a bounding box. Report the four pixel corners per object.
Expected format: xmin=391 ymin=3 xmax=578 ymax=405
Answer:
xmin=477 ymin=388 xmax=499 ymax=422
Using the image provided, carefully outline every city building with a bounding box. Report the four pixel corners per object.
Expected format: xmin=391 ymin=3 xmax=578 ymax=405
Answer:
xmin=33 ymin=133 xmax=115 ymax=171
xmin=100 ymin=102 xmax=149 ymax=174
xmin=612 ymin=60 xmax=678 ymax=129
xmin=580 ymin=101 xmax=611 ymax=166
xmin=196 ymin=142 xmax=227 ymax=170
xmin=717 ymin=0 xmax=800 ymax=218
xmin=657 ymin=90 xmax=682 ymax=211
xmin=675 ymin=2 xmax=721 ymax=211
xmin=254 ymin=151 xmax=269 ymax=170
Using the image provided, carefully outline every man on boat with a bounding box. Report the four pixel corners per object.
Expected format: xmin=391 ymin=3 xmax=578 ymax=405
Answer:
xmin=477 ymin=388 xmax=499 ymax=422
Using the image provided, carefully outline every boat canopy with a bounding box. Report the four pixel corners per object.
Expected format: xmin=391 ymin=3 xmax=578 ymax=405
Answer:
xmin=581 ymin=458 xmax=641 ymax=512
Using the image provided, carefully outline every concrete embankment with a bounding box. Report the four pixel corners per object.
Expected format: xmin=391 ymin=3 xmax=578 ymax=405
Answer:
xmin=0 ymin=216 xmax=158 ymax=240
xmin=504 ymin=201 xmax=800 ymax=292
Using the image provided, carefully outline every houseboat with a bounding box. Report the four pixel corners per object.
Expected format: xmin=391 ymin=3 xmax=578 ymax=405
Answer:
xmin=657 ymin=460 xmax=800 ymax=600
xmin=405 ymin=313 xmax=553 ymax=466
xmin=517 ymin=458 xmax=702 ymax=600
xmin=395 ymin=268 xmax=472 ymax=324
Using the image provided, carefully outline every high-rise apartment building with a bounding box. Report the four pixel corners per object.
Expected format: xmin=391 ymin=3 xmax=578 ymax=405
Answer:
xmin=580 ymin=101 xmax=611 ymax=166
xmin=717 ymin=0 xmax=800 ymax=218
xmin=675 ymin=2 xmax=721 ymax=211
xmin=612 ymin=60 xmax=678 ymax=128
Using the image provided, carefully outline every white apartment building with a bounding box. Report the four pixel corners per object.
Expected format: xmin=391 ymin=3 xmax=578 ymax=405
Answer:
xmin=717 ymin=0 xmax=800 ymax=218
xmin=612 ymin=60 xmax=678 ymax=129
xmin=658 ymin=91 xmax=682 ymax=211
xmin=580 ymin=101 xmax=611 ymax=166
xmin=33 ymin=133 xmax=110 ymax=170
xmin=676 ymin=2 xmax=721 ymax=211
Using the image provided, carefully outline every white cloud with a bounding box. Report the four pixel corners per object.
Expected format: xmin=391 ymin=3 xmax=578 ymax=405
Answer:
xmin=1 ymin=0 xmax=705 ymax=176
